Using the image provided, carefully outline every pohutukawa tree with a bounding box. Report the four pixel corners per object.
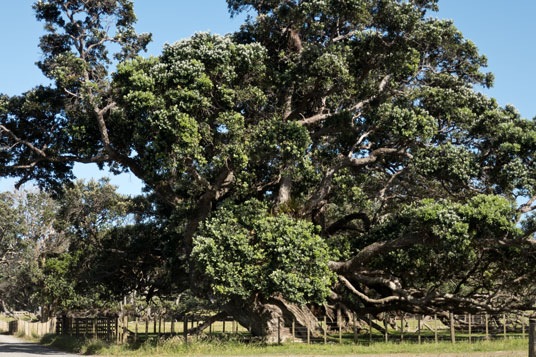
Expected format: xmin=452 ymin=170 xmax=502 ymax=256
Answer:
xmin=2 ymin=0 xmax=536 ymax=340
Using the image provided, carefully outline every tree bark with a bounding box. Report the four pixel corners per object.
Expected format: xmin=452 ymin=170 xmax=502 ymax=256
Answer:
xmin=224 ymin=297 xmax=319 ymax=343
xmin=276 ymin=175 xmax=292 ymax=208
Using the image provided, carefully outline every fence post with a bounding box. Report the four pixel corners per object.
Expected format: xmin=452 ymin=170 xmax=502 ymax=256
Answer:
xmin=277 ymin=317 xmax=281 ymax=344
xmin=434 ymin=314 xmax=438 ymax=343
xmin=449 ymin=312 xmax=455 ymax=344
xmin=292 ymin=319 xmax=295 ymax=342
xmin=183 ymin=316 xmax=188 ymax=344
xmin=307 ymin=323 xmax=310 ymax=344
xmin=115 ymin=317 xmax=119 ymax=343
xmin=223 ymin=320 xmax=226 ymax=333
xmin=400 ymin=312 xmax=404 ymax=342
xmin=417 ymin=314 xmax=421 ymax=344
xmin=337 ymin=307 xmax=342 ymax=344
xmin=523 ymin=313 xmax=526 ymax=339
xmin=124 ymin=315 xmax=129 ymax=343
xmin=132 ymin=317 xmax=137 ymax=343
xmin=503 ymin=313 xmax=507 ymax=340
xmin=353 ymin=315 xmax=358 ymax=344
xmin=485 ymin=313 xmax=489 ymax=340
xmin=368 ymin=314 xmax=372 ymax=343
xmin=384 ymin=314 xmax=389 ymax=343
xmin=323 ymin=315 xmax=327 ymax=344
xmin=468 ymin=313 xmax=472 ymax=343
xmin=339 ymin=315 xmax=343 ymax=344
xmin=529 ymin=318 xmax=536 ymax=357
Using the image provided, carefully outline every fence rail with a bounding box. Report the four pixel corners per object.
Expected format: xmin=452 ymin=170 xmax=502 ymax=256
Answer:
xmin=56 ymin=316 xmax=118 ymax=340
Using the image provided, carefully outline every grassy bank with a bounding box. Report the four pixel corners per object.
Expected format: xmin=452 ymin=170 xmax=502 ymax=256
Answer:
xmin=39 ymin=335 xmax=527 ymax=355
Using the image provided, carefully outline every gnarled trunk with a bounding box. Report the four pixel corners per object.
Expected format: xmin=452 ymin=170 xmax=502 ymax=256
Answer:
xmin=225 ymin=296 xmax=320 ymax=343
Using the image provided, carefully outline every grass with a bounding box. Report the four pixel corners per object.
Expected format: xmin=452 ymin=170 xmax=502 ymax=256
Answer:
xmin=0 ymin=316 xmax=15 ymax=323
xmin=38 ymin=334 xmax=528 ymax=355
xmin=20 ymin=314 xmax=530 ymax=355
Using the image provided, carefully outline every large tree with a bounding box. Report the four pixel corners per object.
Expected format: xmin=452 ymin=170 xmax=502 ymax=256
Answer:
xmin=2 ymin=0 xmax=536 ymax=340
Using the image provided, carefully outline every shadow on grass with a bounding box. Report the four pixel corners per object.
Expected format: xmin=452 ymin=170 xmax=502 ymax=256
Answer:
xmin=0 ymin=333 xmax=73 ymax=355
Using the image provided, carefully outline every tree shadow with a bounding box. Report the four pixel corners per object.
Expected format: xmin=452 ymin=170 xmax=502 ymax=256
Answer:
xmin=0 ymin=336 xmax=73 ymax=355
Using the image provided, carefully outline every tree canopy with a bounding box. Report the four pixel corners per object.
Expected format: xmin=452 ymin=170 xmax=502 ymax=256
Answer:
xmin=2 ymin=0 xmax=536 ymax=339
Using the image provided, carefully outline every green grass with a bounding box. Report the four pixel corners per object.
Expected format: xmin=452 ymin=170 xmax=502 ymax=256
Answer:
xmin=39 ymin=334 xmax=527 ymax=355
xmin=0 ymin=316 xmax=15 ymax=323
xmin=35 ymin=315 xmax=529 ymax=355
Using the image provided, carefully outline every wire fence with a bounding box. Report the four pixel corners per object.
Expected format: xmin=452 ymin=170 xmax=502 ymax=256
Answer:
xmin=110 ymin=311 xmax=531 ymax=344
xmin=1 ymin=311 xmax=529 ymax=345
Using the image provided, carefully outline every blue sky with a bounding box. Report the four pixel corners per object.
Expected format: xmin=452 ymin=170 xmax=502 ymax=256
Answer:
xmin=1 ymin=0 xmax=535 ymax=195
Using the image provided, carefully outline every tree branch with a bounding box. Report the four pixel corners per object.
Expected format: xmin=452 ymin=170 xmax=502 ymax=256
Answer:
xmin=297 ymin=75 xmax=391 ymax=126
xmin=303 ymin=147 xmax=411 ymax=216
xmin=325 ymin=212 xmax=371 ymax=235
xmin=0 ymin=125 xmax=47 ymax=158
xmin=339 ymin=275 xmax=400 ymax=304
xmin=329 ymin=234 xmax=434 ymax=274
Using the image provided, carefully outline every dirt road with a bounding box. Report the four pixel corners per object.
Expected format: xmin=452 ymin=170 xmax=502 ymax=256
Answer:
xmin=0 ymin=333 xmax=77 ymax=356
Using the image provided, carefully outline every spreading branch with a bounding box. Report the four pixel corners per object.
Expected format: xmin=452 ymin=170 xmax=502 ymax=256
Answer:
xmin=329 ymin=234 xmax=434 ymax=274
xmin=297 ymin=75 xmax=391 ymax=126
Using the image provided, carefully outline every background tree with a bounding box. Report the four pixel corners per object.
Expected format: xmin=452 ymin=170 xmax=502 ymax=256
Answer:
xmin=0 ymin=189 xmax=62 ymax=316
xmin=0 ymin=179 xmax=153 ymax=319
xmin=36 ymin=179 xmax=134 ymax=317
xmin=2 ymin=0 xmax=536 ymax=340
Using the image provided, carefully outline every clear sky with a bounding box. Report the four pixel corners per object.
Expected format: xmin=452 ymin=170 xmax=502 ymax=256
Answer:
xmin=1 ymin=0 xmax=535 ymax=195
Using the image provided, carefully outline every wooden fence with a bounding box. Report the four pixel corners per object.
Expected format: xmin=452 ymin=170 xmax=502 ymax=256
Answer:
xmin=93 ymin=311 xmax=532 ymax=344
xmin=0 ymin=319 xmax=9 ymax=332
xmin=56 ymin=316 xmax=118 ymax=340
xmin=0 ymin=318 xmax=57 ymax=337
xmin=1 ymin=312 xmax=531 ymax=345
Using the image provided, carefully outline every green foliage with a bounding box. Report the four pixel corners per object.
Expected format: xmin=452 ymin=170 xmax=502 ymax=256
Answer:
xmin=359 ymin=195 xmax=520 ymax=292
xmin=112 ymin=32 xmax=270 ymax=193
xmin=193 ymin=200 xmax=334 ymax=305
xmin=0 ymin=179 xmax=139 ymax=315
xmin=0 ymin=189 xmax=60 ymax=312
xmin=3 ymin=0 xmax=536 ymax=321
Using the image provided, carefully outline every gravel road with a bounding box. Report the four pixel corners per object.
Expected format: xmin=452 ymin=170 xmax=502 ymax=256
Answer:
xmin=0 ymin=334 xmax=77 ymax=356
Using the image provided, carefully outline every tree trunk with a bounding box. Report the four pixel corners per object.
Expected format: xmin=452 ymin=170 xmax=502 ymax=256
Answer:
xmin=276 ymin=175 xmax=292 ymax=208
xmin=225 ymin=297 xmax=319 ymax=343
xmin=1 ymin=299 xmax=14 ymax=318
